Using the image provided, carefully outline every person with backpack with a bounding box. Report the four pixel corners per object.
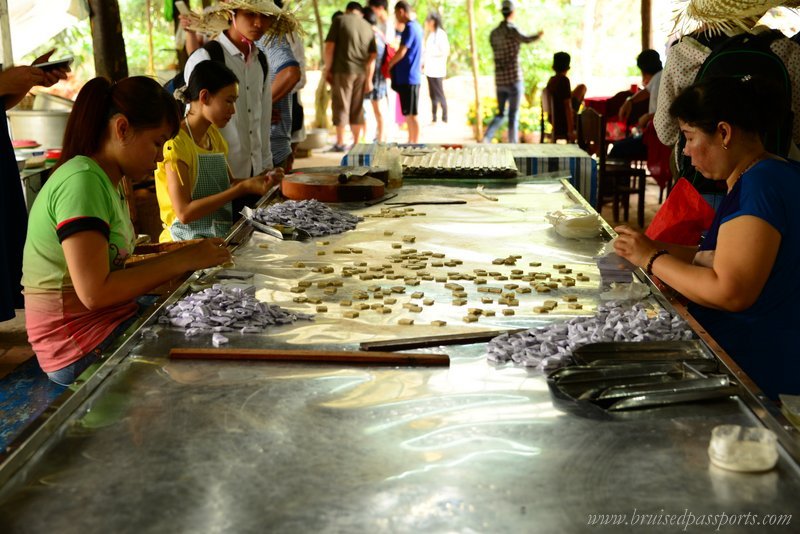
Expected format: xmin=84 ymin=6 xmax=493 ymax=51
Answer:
xmin=155 ymin=61 xmax=281 ymax=243
xmin=183 ymin=0 xmax=299 ymax=188
xmin=653 ymin=0 xmax=800 ymax=207
xmin=615 ymin=76 xmax=800 ymax=400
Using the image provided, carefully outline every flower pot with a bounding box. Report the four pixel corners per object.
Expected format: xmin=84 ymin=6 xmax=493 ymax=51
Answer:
xmin=297 ymin=128 xmax=328 ymax=150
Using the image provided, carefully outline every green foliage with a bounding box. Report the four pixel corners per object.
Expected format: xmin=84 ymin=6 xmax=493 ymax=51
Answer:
xmin=23 ymin=0 xmax=179 ymax=79
xmin=467 ymin=95 xmax=544 ymax=143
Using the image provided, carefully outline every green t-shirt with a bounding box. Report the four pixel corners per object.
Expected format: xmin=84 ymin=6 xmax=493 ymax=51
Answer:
xmin=325 ymin=13 xmax=377 ymax=75
xmin=23 ymin=155 xmax=135 ymax=291
xmin=22 ymin=156 xmax=138 ymax=373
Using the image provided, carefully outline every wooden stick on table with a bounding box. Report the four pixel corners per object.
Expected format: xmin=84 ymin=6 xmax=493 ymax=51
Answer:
xmin=359 ymin=328 xmax=526 ymax=352
xmin=169 ymin=348 xmax=450 ymax=367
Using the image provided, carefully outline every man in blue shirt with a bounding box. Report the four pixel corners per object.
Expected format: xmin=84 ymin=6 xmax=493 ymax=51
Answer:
xmin=388 ymin=1 xmax=422 ymax=143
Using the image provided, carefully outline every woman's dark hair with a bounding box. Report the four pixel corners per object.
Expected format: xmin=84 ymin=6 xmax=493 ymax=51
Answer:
xmin=426 ymin=11 xmax=443 ymax=30
xmin=56 ymin=76 xmax=181 ymax=171
xmin=669 ymin=76 xmax=787 ymax=141
xmin=183 ymin=60 xmax=239 ymax=103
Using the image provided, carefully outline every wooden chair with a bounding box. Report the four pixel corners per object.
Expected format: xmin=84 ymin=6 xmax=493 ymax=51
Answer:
xmin=577 ymin=108 xmax=647 ymax=227
xmin=540 ymin=87 xmax=553 ymax=143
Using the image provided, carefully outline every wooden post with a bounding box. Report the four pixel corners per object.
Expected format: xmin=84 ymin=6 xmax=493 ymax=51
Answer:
xmin=312 ymin=0 xmax=324 ymax=57
xmin=145 ymin=0 xmax=155 ymax=76
xmin=467 ymin=0 xmax=482 ymax=141
xmin=641 ymin=0 xmax=652 ymax=50
xmin=88 ymin=0 xmax=129 ymax=81
xmin=0 ymin=0 xmax=13 ymax=69
xmin=312 ymin=0 xmax=330 ymax=129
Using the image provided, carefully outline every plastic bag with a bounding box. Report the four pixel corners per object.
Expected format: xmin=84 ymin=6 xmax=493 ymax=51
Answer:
xmin=545 ymin=209 xmax=602 ymax=239
xmin=645 ymin=178 xmax=715 ymax=246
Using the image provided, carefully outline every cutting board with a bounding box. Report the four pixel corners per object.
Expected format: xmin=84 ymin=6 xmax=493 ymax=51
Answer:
xmin=282 ymin=172 xmax=385 ymax=202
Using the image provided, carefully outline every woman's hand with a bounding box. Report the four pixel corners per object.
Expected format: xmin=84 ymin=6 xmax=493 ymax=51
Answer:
xmin=267 ymin=167 xmax=285 ymax=187
xmin=613 ymin=225 xmax=658 ymax=268
xmin=176 ymin=238 xmax=231 ymax=270
xmin=237 ymin=176 xmax=269 ymax=196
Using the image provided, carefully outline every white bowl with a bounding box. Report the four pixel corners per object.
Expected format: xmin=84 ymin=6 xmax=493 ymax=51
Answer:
xmin=708 ymin=424 xmax=778 ymax=472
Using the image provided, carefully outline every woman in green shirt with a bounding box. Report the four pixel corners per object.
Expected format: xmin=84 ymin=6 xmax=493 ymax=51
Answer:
xmin=22 ymin=76 xmax=231 ymax=385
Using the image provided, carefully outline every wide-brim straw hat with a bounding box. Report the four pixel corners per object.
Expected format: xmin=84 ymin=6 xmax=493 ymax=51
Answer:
xmin=185 ymin=0 xmax=302 ymax=41
xmin=673 ymin=0 xmax=800 ymax=35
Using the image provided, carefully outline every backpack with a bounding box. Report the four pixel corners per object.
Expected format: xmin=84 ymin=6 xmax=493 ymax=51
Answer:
xmin=164 ymin=40 xmax=269 ymax=94
xmin=381 ymin=43 xmax=396 ymax=80
xmin=677 ymin=30 xmax=793 ymax=194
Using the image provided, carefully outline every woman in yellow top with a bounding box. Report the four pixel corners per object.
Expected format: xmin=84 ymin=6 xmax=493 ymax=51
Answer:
xmin=155 ymin=60 xmax=284 ymax=242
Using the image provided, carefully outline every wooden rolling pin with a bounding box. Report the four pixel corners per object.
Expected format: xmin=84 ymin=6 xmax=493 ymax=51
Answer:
xmin=169 ymin=348 xmax=449 ymax=367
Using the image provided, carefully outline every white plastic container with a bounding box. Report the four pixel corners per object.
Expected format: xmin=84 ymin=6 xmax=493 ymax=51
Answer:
xmin=708 ymin=425 xmax=779 ymax=472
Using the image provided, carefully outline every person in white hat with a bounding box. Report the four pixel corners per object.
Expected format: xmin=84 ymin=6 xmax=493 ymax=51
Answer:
xmin=654 ymin=0 xmax=800 ymax=160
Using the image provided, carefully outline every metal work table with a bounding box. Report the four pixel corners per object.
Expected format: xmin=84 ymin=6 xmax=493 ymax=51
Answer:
xmin=1 ymin=178 xmax=798 ymax=533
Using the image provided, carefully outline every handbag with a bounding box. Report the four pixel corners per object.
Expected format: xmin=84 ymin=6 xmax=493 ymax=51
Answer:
xmin=644 ymin=178 xmax=715 ymax=246
xmin=381 ymin=44 xmax=396 ymax=80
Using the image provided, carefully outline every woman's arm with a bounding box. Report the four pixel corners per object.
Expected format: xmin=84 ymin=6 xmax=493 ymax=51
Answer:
xmin=615 ymin=217 xmax=780 ymax=311
xmin=62 ymin=232 xmax=230 ymax=311
xmin=166 ymin=160 xmax=266 ymax=224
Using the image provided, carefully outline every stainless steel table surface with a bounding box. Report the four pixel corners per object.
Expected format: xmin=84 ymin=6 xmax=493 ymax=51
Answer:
xmin=1 ymin=179 xmax=798 ymax=533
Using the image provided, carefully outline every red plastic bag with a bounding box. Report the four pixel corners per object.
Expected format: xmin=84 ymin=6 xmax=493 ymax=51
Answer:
xmin=645 ymin=178 xmax=715 ymax=246
xmin=381 ymin=44 xmax=396 ymax=79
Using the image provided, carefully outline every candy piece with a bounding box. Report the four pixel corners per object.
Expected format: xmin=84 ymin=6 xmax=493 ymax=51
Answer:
xmin=212 ymin=333 xmax=229 ymax=347
xmin=398 ymin=318 xmax=414 ymax=325
xmin=431 ymin=320 xmax=447 ymax=326
xmin=502 ymin=309 xmax=515 ymax=316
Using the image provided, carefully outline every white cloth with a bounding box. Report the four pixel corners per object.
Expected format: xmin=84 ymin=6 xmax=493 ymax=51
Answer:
xmin=646 ymin=70 xmax=661 ymax=115
xmin=184 ymin=32 xmax=273 ymax=177
xmin=289 ymin=31 xmax=307 ymax=92
xmin=423 ymin=28 xmax=449 ymax=78
xmin=655 ymin=27 xmax=800 ymax=148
